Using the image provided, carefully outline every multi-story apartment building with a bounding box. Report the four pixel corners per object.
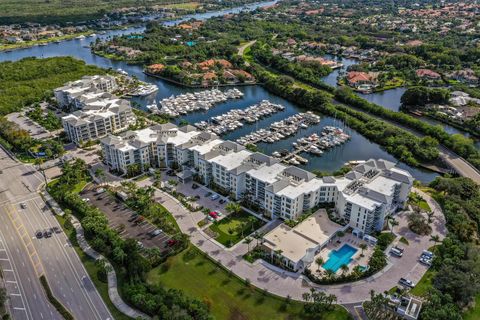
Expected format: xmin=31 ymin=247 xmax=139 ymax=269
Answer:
xmin=62 ymin=98 xmax=135 ymax=145
xmin=56 ymin=75 xmax=135 ymax=145
xmin=54 ymin=75 xmax=118 ymax=108
xmin=99 ymin=124 xmax=413 ymax=235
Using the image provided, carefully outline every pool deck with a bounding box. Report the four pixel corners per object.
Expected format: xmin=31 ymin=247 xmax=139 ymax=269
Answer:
xmin=308 ymin=233 xmax=373 ymax=275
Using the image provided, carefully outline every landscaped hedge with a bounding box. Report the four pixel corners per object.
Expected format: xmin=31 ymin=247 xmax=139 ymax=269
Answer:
xmin=39 ymin=275 xmax=74 ymax=320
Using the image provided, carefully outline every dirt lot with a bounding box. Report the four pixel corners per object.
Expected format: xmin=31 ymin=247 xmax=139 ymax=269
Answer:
xmin=81 ymin=187 xmax=172 ymax=251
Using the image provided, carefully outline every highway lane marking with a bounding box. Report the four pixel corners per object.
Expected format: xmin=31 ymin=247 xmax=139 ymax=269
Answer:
xmin=5 ymin=204 xmax=45 ymax=277
xmin=6 ymin=280 xmax=17 ymax=284
xmin=0 ymin=258 xmax=9 ymax=261
xmin=3 ymin=269 xmax=13 ymax=272
xmin=0 ymin=225 xmax=31 ymax=319
xmin=9 ymin=293 xmax=21 ymax=297
xmin=32 ymin=199 xmax=110 ymax=320
xmin=13 ymin=307 xmax=26 ymax=311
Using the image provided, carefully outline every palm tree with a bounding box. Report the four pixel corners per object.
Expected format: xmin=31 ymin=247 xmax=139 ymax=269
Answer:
xmin=315 ymin=257 xmax=324 ymax=272
xmin=225 ymin=202 xmax=242 ymax=215
xmin=359 ymin=243 xmax=367 ymax=255
xmin=247 ymin=216 xmax=257 ymax=232
xmin=95 ymin=168 xmax=106 ymax=183
xmin=427 ymin=211 xmax=434 ymax=224
xmin=389 ymin=217 xmax=399 ymax=234
xmin=429 ymin=234 xmax=440 ymax=245
xmin=324 ymin=269 xmax=335 ymax=280
xmin=244 ymin=237 xmax=253 ymax=252
xmin=340 ymin=264 xmax=349 ymax=276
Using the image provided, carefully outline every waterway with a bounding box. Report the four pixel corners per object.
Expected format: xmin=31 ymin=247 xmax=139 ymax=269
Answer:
xmin=0 ymin=1 xmax=439 ymax=182
xmin=321 ymin=55 xmax=480 ymax=147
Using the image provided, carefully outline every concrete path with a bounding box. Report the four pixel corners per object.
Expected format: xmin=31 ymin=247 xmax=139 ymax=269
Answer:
xmin=147 ymin=178 xmax=447 ymax=304
xmin=43 ymin=192 xmax=151 ymax=320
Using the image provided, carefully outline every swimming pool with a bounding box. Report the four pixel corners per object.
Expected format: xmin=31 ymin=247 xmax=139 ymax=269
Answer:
xmin=322 ymin=244 xmax=358 ymax=273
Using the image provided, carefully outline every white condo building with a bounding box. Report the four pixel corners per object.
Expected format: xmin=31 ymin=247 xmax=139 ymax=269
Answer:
xmin=100 ymin=124 xmax=413 ymax=235
xmin=54 ymin=75 xmax=118 ymax=108
xmin=56 ymin=75 xmax=136 ymax=145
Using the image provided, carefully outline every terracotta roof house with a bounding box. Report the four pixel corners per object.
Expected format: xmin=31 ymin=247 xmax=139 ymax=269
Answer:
xmin=346 ymin=71 xmax=377 ymax=87
xmin=416 ymin=69 xmax=441 ymax=80
xmin=448 ymin=68 xmax=478 ymax=85
xmin=146 ymin=64 xmax=165 ymax=73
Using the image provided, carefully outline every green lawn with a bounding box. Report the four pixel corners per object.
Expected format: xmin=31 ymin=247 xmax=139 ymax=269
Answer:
xmin=147 ymin=245 xmax=351 ymax=320
xmin=208 ymin=211 xmax=265 ymax=247
xmin=410 ymin=269 xmax=436 ymax=297
xmin=55 ymin=215 xmax=133 ymax=320
xmin=463 ymin=294 xmax=480 ymax=320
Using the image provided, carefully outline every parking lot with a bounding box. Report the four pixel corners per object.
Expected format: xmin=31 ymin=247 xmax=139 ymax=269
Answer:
xmin=81 ymin=187 xmax=172 ymax=251
xmin=7 ymin=111 xmax=56 ymax=140
xmin=162 ymin=174 xmax=229 ymax=213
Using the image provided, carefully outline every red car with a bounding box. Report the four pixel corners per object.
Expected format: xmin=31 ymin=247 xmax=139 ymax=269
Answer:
xmin=209 ymin=212 xmax=218 ymax=219
xmin=167 ymin=239 xmax=177 ymax=247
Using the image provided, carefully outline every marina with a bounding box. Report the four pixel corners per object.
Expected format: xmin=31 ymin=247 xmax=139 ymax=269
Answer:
xmin=194 ymin=100 xmax=285 ymax=135
xmin=236 ymin=112 xmax=321 ymax=146
xmin=127 ymin=83 xmax=159 ymax=97
xmin=158 ymin=88 xmax=243 ymax=117
xmin=0 ymin=1 xmax=441 ymax=183
xmin=273 ymin=127 xmax=351 ymax=165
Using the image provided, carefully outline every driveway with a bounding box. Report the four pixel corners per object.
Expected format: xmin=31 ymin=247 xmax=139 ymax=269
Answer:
xmin=140 ymin=179 xmax=447 ymax=304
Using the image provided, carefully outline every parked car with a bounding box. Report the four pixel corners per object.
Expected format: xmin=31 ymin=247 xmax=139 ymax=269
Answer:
xmin=421 ymin=250 xmax=434 ymax=259
xmin=167 ymin=170 xmax=175 ymax=176
xmin=399 ymin=278 xmax=415 ymax=288
xmin=35 ymin=230 xmax=43 ymax=239
xmin=209 ymin=212 xmax=218 ymax=219
xmin=419 ymin=257 xmax=432 ymax=267
xmin=95 ymin=188 xmax=106 ymax=195
xmin=210 ymin=194 xmax=220 ymax=201
xmin=393 ymin=246 xmax=404 ymax=253
xmin=43 ymin=229 xmax=52 ymax=238
xmin=207 ymin=216 xmax=215 ymax=222
xmin=390 ymin=247 xmax=403 ymax=257
xmin=219 ymin=199 xmax=226 ymax=204
xmin=137 ymin=241 xmax=145 ymax=249
xmin=148 ymin=229 xmax=162 ymax=238
xmin=20 ymin=203 xmax=27 ymax=209
xmin=82 ymin=198 xmax=90 ymax=202
xmin=192 ymin=184 xmax=199 ymax=189
xmin=127 ymin=214 xmax=138 ymax=222
xmin=214 ymin=211 xmax=223 ymax=216
xmin=167 ymin=239 xmax=177 ymax=247
xmin=134 ymin=216 xmax=145 ymax=225
xmin=205 ymin=191 xmax=212 ymax=197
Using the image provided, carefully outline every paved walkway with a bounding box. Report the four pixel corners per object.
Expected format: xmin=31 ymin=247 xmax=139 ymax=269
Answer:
xmin=43 ymin=192 xmax=151 ymax=320
xmin=147 ymin=178 xmax=446 ymax=304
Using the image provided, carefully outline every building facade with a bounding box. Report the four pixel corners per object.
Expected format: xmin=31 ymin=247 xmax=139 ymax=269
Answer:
xmin=99 ymin=124 xmax=413 ymax=235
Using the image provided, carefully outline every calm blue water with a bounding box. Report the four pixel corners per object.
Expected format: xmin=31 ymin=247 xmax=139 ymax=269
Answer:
xmin=323 ymin=244 xmax=358 ymax=273
xmin=322 ymin=55 xmax=480 ymax=147
xmin=0 ymin=1 xmax=441 ymax=183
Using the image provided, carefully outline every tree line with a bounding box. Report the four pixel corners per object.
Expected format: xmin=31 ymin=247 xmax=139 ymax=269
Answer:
xmin=48 ymin=159 xmax=212 ymax=319
xmin=420 ymin=177 xmax=480 ymax=320
xmin=252 ymin=65 xmax=440 ymax=167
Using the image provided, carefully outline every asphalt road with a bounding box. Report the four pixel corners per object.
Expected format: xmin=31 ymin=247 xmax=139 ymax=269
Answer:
xmin=0 ymin=146 xmax=112 ymax=320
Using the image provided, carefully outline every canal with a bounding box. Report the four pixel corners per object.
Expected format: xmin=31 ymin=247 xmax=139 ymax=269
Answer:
xmin=321 ymin=56 xmax=480 ymax=147
xmin=0 ymin=1 xmax=439 ymax=182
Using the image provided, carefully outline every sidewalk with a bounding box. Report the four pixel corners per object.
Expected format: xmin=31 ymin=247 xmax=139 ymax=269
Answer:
xmin=43 ymin=191 xmax=151 ymax=320
xmin=149 ymin=183 xmax=446 ymax=304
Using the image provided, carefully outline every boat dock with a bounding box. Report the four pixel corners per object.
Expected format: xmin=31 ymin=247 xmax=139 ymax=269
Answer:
xmin=272 ymin=127 xmax=351 ymax=165
xmin=158 ymin=88 xmax=243 ymax=117
xmin=236 ymin=112 xmax=321 ymax=146
xmin=194 ymin=100 xmax=285 ymax=135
